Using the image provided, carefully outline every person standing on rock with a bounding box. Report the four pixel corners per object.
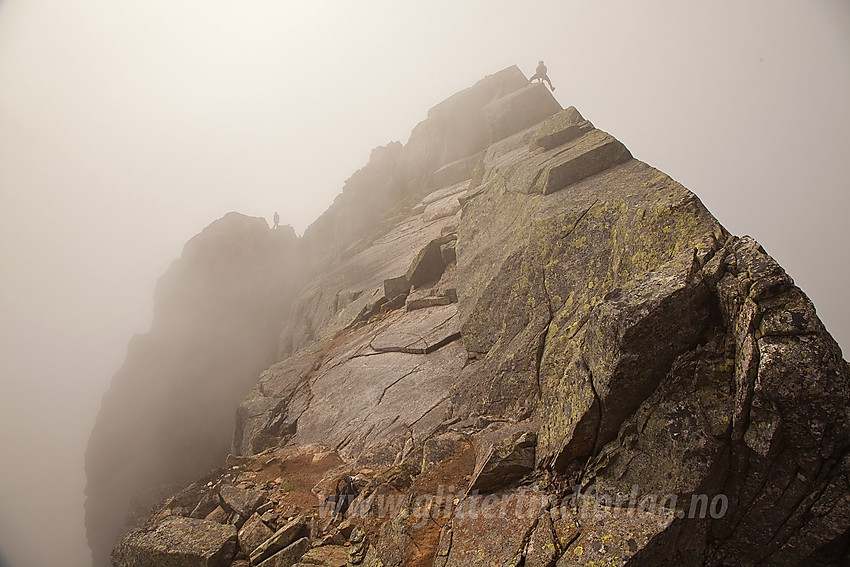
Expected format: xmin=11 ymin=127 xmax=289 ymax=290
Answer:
xmin=273 ymin=211 xmax=279 ymax=229
xmin=529 ymin=60 xmax=555 ymax=91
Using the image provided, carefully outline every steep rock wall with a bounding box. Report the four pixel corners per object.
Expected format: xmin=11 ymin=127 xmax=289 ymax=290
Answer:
xmin=85 ymin=213 xmax=303 ymax=567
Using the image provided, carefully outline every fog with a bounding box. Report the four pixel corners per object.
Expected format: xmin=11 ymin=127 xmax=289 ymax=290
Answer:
xmin=0 ymin=1 xmax=847 ymax=565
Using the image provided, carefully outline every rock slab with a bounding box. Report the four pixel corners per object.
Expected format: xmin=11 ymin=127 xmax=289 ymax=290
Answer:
xmin=111 ymin=517 xmax=237 ymax=567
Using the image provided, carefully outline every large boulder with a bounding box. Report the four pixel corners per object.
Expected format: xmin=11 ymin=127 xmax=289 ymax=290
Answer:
xmin=237 ymin=513 xmax=273 ymax=557
xmin=111 ymin=517 xmax=237 ymax=567
xmin=540 ymin=128 xmax=632 ymax=195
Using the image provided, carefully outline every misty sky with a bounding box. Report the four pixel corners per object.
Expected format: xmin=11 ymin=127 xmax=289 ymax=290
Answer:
xmin=1 ymin=1 xmax=848 ymax=566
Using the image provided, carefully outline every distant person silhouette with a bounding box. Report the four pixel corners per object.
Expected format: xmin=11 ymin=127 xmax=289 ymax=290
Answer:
xmin=273 ymin=211 xmax=280 ymax=229
xmin=529 ymin=60 xmax=555 ymax=92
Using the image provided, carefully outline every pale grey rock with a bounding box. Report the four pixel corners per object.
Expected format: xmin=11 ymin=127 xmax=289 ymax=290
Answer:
xmin=371 ymin=304 xmax=461 ymax=354
xmin=423 ymin=194 xmax=463 ymax=222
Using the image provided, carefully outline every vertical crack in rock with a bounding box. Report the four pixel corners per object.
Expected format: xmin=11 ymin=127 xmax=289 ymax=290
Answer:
xmin=581 ymin=354 xmax=603 ymax=482
xmin=546 ymin=509 xmax=563 ymax=559
xmin=553 ymin=505 xmax=583 ymax=563
xmin=514 ymin=514 xmax=541 ymax=567
xmin=534 ymin=323 xmax=551 ymax=400
xmin=535 ymin=256 xmax=554 ymax=399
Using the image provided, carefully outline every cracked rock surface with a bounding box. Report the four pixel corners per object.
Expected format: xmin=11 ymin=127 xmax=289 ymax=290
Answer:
xmin=98 ymin=66 xmax=849 ymax=567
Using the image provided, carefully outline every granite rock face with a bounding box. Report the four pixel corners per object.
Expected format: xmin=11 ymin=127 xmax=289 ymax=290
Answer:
xmin=97 ymin=67 xmax=849 ymax=567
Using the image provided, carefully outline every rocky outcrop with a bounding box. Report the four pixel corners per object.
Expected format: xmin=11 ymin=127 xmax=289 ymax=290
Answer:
xmin=98 ymin=67 xmax=849 ymax=567
xmin=85 ymin=214 xmax=305 ymax=567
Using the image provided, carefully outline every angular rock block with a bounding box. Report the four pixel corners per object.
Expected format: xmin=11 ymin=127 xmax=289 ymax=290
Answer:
xmin=581 ymin=269 xmax=713 ymax=453
xmin=237 ymin=513 xmax=273 ymax=557
xmin=406 ymin=239 xmax=447 ymax=288
xmin=469 ymin=431 xmax=537 ymax=493
xmin=406 ymin=294 xmax=453 ymax=312
xmin=249 ymin=517 xmax=309 ymax=565
xmin=531 ymin=106 xmax=595 ymax=150
xmin=111 ymin=517 xmax=237 ymax=567
xmin=484 ymin=83 xmax=562 ymax=143
xmin=541 ymin=129 xmax=632 ymax=194
xmin=297 ymin=544 xmax=349 ymax=567
xmin=205 ymin=506 xmax=229 ymax=524
xmin=255 ymin=537 xmax=310 ymax=567
xmin=383 ymin=276 xmax=410 ymax=301
xmin=190 ymin=492 xmax=221 ymax=519
xmin=219 ymin=485 xmax=265 ymax=518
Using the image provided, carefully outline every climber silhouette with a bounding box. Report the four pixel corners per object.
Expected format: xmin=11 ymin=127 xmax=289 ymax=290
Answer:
xmin=529 ymin=60 xmax=555 ymax=92
xmin=273 ymin=211 xmax=280 ymax=229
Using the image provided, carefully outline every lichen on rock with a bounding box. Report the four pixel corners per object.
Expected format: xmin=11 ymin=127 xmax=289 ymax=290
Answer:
xmin=91 ymin=66 xmax=850 ymax=567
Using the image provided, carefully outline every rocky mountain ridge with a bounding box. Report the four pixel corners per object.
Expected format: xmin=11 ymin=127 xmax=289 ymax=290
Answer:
xmin=87 ymin=66 xmax=850 ymax=567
